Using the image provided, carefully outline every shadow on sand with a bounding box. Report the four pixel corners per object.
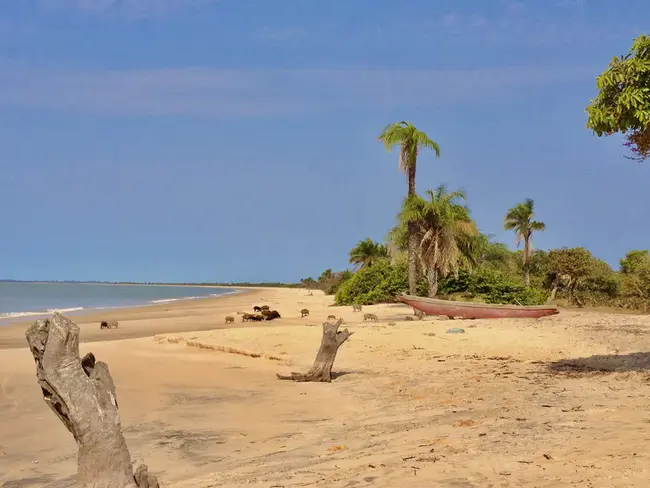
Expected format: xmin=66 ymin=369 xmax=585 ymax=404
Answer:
xmin=547 ymin=351 xmax=650 ymax=374
xmin=331 ymin=370 xmax=354 ymax=380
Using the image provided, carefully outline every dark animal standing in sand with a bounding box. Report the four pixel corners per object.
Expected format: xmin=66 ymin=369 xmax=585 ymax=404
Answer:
xmin=225 ymin=316 xmax=235 ymax=324
xmin=100 ymin=320 xmax=119 ymax=329
xmin=301 ymin=308 xmax=310 ymax=318
xmin=265 ymin=310 xmax=281 ymax=321
xmin=253 ymin=306 xmax=262 ymax=312
xmin=363 ymin=313 xmax=378 ymax=322
xmin=261 ymin=305 xmax=270 ymax=311
xmin=261 ymin=309 xmax=281 ymax=320
xmin=327 ymin=314 xmax=337 ymax=320
xmin=352 ymin=304 xmax=362 ymax=312
xmin=244 ymin=313 xmax=265 ymax=322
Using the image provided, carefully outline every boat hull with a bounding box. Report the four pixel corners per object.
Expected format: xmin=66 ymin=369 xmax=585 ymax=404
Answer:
xmin=399 ymin=295 xmax=559 ymax=319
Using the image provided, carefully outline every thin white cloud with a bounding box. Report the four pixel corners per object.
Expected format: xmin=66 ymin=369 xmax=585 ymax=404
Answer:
xmin=0 ymin=63 xmax=598 ymax=118
xmin=40 ymin=0 xmax=215 ymax=18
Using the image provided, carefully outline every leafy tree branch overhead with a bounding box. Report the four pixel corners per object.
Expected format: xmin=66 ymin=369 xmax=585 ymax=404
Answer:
xmin=586 ymin=34 xmax=650 ymax=161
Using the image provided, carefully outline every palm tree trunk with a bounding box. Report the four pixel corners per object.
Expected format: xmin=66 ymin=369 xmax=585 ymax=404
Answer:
xmin=427 ymin=267 xmax=439 ymax=298
xmin=523 ymin=238 xmax=530 ymax=286
xmin=407 ymin=163 xmax=416 ymax=195
xmin=407 ymin=227 xmax=419 ymax=295
xmin=406 ymin=163 xmax=418 ymax=295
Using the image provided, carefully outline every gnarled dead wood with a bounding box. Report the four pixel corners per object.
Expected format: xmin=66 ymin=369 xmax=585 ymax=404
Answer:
xmin=25 ymin=313 xmax=159 ymax=488
xmin=277 ymin=318 xmax=352 ymax=383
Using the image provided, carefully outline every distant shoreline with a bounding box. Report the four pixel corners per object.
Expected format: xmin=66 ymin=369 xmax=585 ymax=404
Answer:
xmin=0 ymin=287 xmax=265 ymax=349
xmin=0 ymin=283 xmax=244 ymax=323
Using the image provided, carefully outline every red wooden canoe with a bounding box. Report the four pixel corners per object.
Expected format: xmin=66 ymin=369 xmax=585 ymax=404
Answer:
xmin=399 ymin=294 xmax=559 ymax=319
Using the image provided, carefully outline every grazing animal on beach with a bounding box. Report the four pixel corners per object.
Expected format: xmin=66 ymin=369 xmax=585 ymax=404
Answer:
xmin=265 ymin=310 xmax=281 ymax=321
xmin=100 ymin=321 xmax=108 ymax=329
xmin=242 ymin=313 xmax=253 ymax=322
xmin=253 ymin=306 xmax=262 ymax=312
xmin=250 ymin=314 xmax=265 ymax=321
xmin=327 ymin=314 xmax=336 ymax=320
xmin=363 ymin=313 xmax=378 ymax=322
xmin=301 ymin=308 xmax=310 ymax=317
xmin=225 ymin=316 xmax=235 ymax=324
xmin=100 ymin=320 xmax=119 ymax=329
xmin=352 ymin=304 xmax=362 ymax=312
xmin=261 ymin=305 xmax=270 ymax=311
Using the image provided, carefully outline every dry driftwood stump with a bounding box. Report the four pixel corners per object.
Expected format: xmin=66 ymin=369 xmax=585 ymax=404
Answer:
xmin=277 ymin=318 xmax=352 ymax=383
xmin=25 ymin=313 xmax=159 ymax=488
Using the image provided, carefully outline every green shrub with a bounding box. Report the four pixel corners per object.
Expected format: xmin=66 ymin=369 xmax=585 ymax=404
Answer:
xmin=334 ymin=261 xmax=546 ymax=306
xmin=438 ymin=268 xmax=547 ymax=305
xmin=335 ymin=261 xmax=408 ymax=305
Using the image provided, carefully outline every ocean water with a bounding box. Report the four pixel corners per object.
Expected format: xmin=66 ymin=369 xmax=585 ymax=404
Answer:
xmin=0 ymin=282 xmax=238 ymax=321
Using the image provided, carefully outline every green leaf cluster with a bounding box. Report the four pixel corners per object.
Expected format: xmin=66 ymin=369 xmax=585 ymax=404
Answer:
xmin=586 ymin=34 xmax=650 ymax=160
xmin=335 ymin=260 xmax=409 ymax=305
xmin=438 ymin=268 xmax=547 ymax=305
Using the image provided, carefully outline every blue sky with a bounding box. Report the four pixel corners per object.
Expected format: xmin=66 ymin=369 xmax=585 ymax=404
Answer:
xmin=0 ymin=0 xmax=648 ymax=283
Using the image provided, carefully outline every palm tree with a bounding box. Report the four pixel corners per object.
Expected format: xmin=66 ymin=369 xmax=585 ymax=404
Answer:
xmin=398 ymin=185 xmax=479 ymax=297
xmin=378 ymin=121 xmax=441 ymax=295
xmin=504 ymin=198 xmax=546 ymax=286
xmin=349 ymin=238 xmax=388 ymax=270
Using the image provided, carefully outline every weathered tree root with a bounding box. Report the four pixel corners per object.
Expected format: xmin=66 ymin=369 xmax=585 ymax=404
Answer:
xmin=25 ymin=313 xmax=160 ymax=488
xmin=277 ymin=318 xmax=353 ymax=383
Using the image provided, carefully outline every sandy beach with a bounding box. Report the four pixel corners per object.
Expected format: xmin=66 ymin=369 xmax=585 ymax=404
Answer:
xmin=2 ymin=288 xmax=650 ymax=487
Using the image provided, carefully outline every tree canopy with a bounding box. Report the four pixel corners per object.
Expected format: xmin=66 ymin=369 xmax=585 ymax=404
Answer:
xmin=348 ymin=238 xmax=388 ymax=270
xmin=504 ymin=198 xmax=546 ymax=285
xmin=586 ymin=34 xmax=650 ymax=161
xmin=391 ymin=186 xmax=479 ymax=297
xmin=378 ymin=121 xmax=441 ymax=178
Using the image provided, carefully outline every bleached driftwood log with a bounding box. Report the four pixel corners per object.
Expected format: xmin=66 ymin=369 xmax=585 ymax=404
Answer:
xmin=25 ymin=313 xmax=159 ymax=488
xmin=277 ymin=318 xmax=352 ymax=382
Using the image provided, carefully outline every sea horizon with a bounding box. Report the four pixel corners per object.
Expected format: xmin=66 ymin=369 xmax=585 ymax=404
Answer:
xmin=0 ymin=282 xmax=240 ymax=322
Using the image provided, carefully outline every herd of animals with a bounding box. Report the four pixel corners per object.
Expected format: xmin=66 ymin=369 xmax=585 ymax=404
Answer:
xmin=226 ymin=305 xmax=282 ymax=323
xmin=98 ymin=301 xmax=427 ymax=331
xmin=228 ymin=303 xmax=383 ymax=325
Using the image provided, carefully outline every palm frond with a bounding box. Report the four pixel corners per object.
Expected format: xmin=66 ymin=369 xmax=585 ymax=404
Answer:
xmin=378 ymin=121 xmax=441 ymax=175
xmin=402 ymin=185 xmax=479 ymax=283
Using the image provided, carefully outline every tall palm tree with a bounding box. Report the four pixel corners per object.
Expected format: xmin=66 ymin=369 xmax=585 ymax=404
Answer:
xmin=504 ymin=198 xmax=546 ymax=286
xmin=378 ymin=121 xmax=441 ymax=295
xmin=398 ymin=185 xmax=479 ymax=297
xmin=349 ymin=238 xmax=388 ymax=270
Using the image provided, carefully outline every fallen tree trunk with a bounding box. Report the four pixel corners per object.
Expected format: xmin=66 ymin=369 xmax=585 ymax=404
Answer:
xmin=277 ymin=318 xmax=353 ymax=382
xmin=25 ymin=312 xmax=159 ymax=488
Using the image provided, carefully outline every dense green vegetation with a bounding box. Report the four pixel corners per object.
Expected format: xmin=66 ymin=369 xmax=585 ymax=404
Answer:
xmin=299 ymin=232 xmax=650 ymax=311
